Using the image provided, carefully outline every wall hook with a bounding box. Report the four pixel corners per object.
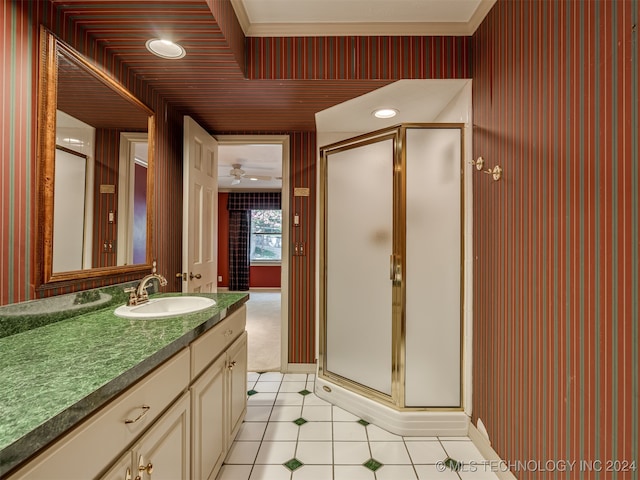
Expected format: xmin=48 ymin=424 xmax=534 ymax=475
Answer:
xmin=473 ymin=156 xmax=503 ymax=181
xmin=482 ymin=165 xmax=503 ymax=181
xmin=469 ymin=156 xmax=484 ymax=170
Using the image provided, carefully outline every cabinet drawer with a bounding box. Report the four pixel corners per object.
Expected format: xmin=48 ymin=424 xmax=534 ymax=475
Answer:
xmin=8 ymin=349 xmax=190 ymax=480
xmin=190 ymin=305 xmax=246 ymax=379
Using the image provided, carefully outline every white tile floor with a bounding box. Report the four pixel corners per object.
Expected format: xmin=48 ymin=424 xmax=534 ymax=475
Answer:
xmin=216 ymin=372 xmax=499 ymax=480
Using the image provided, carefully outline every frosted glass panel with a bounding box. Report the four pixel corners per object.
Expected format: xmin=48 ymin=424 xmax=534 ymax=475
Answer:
xmin=404 ymin=128 xmax=461 ymax=407
xmin=325 ymin=138 xmax=394 ymax=395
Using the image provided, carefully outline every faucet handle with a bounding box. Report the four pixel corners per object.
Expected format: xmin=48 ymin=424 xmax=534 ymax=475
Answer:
xmin=124 ymin=287 xmax=138 ymax=306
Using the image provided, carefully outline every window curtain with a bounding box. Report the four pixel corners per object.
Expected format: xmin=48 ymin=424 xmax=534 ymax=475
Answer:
xmin=227 ymin=192 xmax=281 ymax=291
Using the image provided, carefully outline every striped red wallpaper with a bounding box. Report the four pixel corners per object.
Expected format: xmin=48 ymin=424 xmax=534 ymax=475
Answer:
xmin=1 ymin=1 xmax=186 ymax=300
xmin=91 ymin=128 xmax=120 ymax=268
xmin=472 ymin=0 xmax=639 ymax=477
xmin=246 ymin=35 xmax=471 ymax=80
xmin=1 ymin=0 xmax=46 ymax=304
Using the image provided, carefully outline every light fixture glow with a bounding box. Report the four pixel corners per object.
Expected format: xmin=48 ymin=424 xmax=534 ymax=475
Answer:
xmin=249 ymin=177 xmax=259 ymax=181
xmin=373 ymin=108 xmax=398 ymax=119
xmin=146 ymin=38 xmax=186 ymax=59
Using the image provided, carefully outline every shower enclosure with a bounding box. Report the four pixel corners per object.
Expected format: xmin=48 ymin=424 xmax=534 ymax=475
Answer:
xmin=318 ymin=123 xmax=467 ymax=435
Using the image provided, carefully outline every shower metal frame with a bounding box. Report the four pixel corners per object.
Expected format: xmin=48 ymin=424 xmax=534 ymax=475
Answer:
xmin=318 ymin=123 xmax=466 ymax=412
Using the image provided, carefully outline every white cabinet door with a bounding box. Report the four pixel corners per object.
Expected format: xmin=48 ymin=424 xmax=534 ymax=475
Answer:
xmin=226 ymin=331 xmax=248 ymax=442
xmin=133 ymin=392 xmax=191 ymax=480
xmin=191 ymin=355 xmax=226 ymax=480
xmin=100 ymin=451 xmax=133 ymax=480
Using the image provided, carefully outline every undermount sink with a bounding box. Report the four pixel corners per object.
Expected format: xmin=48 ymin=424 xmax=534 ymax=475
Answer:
xmin=114 ymin=296 xmax=216 ymax=319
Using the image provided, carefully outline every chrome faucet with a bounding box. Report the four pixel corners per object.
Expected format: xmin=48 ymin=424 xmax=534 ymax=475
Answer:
xmin=125 ymin=262 xmax=168 ymax=306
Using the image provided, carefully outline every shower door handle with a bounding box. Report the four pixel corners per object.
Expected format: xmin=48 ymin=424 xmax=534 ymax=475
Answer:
xmin=390 ymin=254 xmax=401 ymax=283
xmin=390 ymin=255 xmax=397 ymax=281
xmin=390 ymin=255 xmax=395 ymax=281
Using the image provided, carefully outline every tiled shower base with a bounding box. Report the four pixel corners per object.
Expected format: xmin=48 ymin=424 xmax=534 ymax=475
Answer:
xmin=215 ymin=372 xmax=500 ymax=480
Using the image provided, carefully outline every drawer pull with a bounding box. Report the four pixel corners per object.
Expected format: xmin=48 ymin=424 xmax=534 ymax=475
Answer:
xmin=125 ymin=405 xmax=150 ymax=424
xmin=228 ymin=360 xmax=237 ymax=370
xmin=224 ymin=329 xmax=233 ymax=337
xmin=138 ymin=462 xmax=154 ymax=475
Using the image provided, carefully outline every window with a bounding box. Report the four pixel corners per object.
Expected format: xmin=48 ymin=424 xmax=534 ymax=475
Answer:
xmin=250 ymin=210 xmax=282 ymax=263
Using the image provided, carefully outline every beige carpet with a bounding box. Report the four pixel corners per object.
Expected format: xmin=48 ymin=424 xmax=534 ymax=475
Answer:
xmin=245 ymin=291 xmax=281 ymax=372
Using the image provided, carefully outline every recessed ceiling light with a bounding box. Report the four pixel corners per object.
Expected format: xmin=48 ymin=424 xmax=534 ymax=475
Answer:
xmin=146 ymin=39 xmax=186 ymax=59
xmin=373 ymin=108 xmax=398 ymax=119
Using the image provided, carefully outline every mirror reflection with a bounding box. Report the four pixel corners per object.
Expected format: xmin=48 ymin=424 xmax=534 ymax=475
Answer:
xmin=38 ymin=28 xmax=155 ymax=286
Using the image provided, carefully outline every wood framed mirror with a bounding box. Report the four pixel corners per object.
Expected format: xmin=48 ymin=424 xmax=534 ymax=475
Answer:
xmin=36 ymin=27 xmax=155 ymax=289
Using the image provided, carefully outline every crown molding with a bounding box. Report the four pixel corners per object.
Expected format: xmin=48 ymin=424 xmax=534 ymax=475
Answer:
xmin=231 ymin=0 xmax=496 ymax=37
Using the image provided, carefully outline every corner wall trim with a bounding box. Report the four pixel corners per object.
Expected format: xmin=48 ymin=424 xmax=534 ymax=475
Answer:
xmin=468 ymin=423 xmax=518 ymax=480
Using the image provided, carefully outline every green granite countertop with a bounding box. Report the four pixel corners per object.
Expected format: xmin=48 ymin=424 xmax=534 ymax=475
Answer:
xmin=0 ymin=291 xmax=248 ymax=476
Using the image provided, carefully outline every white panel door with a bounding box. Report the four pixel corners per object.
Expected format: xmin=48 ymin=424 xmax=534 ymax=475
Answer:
xmin=183 ymin=116 xmax=218 ymax=293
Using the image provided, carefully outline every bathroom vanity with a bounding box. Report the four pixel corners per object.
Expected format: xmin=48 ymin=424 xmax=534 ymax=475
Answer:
xmin=0 ymin=291 xmax=248 ymax=480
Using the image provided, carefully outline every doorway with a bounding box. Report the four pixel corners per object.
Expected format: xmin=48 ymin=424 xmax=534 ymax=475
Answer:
xmin=216 ymin=135 xmax=290 ymax=373
xmin=118 ymin=132 xmax=148 ymax=267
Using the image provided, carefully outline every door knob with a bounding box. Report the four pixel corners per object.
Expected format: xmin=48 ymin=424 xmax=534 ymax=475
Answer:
xmin=189 ymin=272 xmax=202 ymax=280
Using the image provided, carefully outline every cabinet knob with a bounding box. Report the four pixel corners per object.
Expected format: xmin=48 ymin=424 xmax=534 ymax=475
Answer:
xmin=138 ymin=462 xmax=153 ymax=475
xmin=228 ymin=360 xmax=237 ymax=370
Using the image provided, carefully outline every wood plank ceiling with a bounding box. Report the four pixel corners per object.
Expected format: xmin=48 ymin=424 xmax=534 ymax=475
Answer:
xmin=49 ymin=0 xmax=394 ymax=132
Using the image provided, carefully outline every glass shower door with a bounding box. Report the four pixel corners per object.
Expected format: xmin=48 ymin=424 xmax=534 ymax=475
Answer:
xmin=321 ymin=134 xmax=395 ymax=397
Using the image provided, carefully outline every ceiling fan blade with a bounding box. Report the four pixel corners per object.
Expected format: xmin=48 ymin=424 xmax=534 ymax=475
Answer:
xmin=230 ymin=178 xmax=241 ymax=185
xmin=247 ymin=175 xmax=273 ymax=181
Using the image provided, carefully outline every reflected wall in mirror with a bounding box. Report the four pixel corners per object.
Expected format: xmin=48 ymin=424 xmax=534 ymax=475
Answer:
xmin=37 ymin=27 xmax=155 ymax=288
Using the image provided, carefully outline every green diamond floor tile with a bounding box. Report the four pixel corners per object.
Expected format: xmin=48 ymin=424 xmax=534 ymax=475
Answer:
xmin=293 ymin=417 xmax=308 ymax=426
xmin=247 ymin=389 xmax=258 ymax=396
xmin=363 ymin=458 xmax=383 ymax=471
xmin=283 ymin=458 xmax=304 ymax=471
xmin=357 ymin=419 xmax=370 ymax=426
xmin=444 ymin=457 xmax=462 ymax=471
xmin=298 ymin=389 xmax=312 ymax=396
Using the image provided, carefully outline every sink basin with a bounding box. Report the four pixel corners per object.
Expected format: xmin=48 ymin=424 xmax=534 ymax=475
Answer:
xmin=114 ymin=296 xmax=216 ymax=319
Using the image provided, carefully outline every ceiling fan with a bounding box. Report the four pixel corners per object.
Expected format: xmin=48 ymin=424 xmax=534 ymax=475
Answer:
xmin=226 ymin=163 xmax=273 ymax=185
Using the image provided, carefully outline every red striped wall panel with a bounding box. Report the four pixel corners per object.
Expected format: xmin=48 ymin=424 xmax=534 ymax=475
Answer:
xmin=1 ymin=1 xmax=185 ymax=300
xmin=92 ymin=128 xmax=120 ymax=268
xmin=1 ymin=1 xmax=47 ymax=304
xmin=246 ymin=36 xmax=471 ymax=80
xmin=472 ymin=0 xmax=639 ymax=477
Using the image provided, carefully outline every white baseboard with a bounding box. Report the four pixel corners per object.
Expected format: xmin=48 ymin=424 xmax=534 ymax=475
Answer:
xmin=315 ymin=376 xmax=469 ymax=437
xmin=283 ymin=363 xmax=316 ymax=374
xmin=468 ymin=423 xmax=518 ymax=480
